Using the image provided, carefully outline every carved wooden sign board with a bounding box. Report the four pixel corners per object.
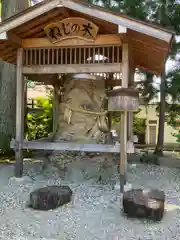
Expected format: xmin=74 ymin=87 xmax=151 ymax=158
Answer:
xmin=44 ymin=17 xmax=99 ymax=44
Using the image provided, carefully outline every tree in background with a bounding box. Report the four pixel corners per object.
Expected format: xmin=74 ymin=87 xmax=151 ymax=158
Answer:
xmin=150 ymin=0 xmax=180 ymax=155
xmin=0 ymin=0 xmax=180 ymax=154
xmin=0 ymin=0 xmax=29 ymax=154
xmin=91 ymin=0 xmax=180 ymax=154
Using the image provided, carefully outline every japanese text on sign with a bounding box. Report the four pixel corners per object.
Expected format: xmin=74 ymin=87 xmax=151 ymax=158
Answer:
xmin=44 ymin=17 xmax=99 ymax=43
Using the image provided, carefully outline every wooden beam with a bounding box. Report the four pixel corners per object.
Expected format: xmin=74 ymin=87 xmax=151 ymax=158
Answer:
xmin=7 ymin=32 xmax=22 ymax=46
xmin=15 ymin=48 xmax=24 ymax=178
xmin=120 ymin=43 xmax=129 ymax=192
xmin=62 ymin=0 xmax=173 ymax=43
xmin=23 ymin=63 xmax=122 ymax=74
xmin=130 ymin=38 xmax=168 ymax=53
xmin=25 ymin=73 xmax=121 ymax=86
xmin=22 ymin=34 xmax=122 ymax=48
xmin=10 ymin=140 xmax=122 ymax=153
xmin=0 ymin=0 xmax=60 ymax=34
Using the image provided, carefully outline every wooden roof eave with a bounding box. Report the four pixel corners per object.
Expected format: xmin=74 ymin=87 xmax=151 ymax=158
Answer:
xmin=0 ymin=0 xmax=174 ymax=43
xmin=0 ymin=0 xmax=175 ymax=73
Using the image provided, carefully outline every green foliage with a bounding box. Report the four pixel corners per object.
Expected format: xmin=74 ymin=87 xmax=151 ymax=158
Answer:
xmin=165 ymin=103 xmax=180 ymax=143
xmin=133 ymin=117 xmax=146 ymax=135
xmin=173 ymin=132 xmax=180 ymax=144
xmin=112 ymin=109 xmax=146 ymax=137
xmin=167 ymin=68 xmax=180 ymax=102
xmin=26 ymin=96 xmax=53 ymax=140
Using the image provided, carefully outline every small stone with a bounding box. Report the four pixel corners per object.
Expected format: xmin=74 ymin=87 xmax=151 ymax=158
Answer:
xmin=29 ymin=185 xmax=73 ymax=210
xmin=122 ymin=188 xmax=165 ymax=221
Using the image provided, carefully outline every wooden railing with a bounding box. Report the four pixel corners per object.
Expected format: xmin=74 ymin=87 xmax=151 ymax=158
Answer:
xmin=23 ymin=45 xmax=122 ymax=66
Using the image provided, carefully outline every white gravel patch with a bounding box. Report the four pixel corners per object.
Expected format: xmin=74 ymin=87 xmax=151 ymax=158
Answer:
xmin=0 ymin=161 xmax=180 ymax=240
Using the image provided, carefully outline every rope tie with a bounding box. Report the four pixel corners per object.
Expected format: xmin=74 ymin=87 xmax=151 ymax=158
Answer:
xmin=61 ymin=102 xmax=109 ymax=133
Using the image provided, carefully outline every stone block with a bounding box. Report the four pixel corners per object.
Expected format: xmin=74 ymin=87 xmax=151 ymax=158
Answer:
xmin=29 ymin=185 xmax=73 ymax=210
xmin=122 ymin=188 xmax=165 ymax=221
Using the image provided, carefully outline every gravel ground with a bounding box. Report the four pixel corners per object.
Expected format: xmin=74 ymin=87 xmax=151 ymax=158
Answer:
xmin=0 ymin=160 xmax=180 ymax=240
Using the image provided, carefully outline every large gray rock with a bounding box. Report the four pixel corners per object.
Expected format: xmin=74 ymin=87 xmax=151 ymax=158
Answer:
xmin=29 ymin=185 xmax=73 ymax=210
xmin=122 ymin=188 xmax=165 ymax=221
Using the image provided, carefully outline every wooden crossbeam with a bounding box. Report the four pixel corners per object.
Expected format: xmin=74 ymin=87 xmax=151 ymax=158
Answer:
xmin=22 ymin=34 xmax=122 ymax=48
xmin=23 ymin=63 xmax=122 ymax=74
xmin=10 ymin=139 xmax=121 ymax=153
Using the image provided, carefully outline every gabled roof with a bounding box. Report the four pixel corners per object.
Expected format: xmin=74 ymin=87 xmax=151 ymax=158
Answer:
xmin=0 ymin=0 xmax=175 ymax=74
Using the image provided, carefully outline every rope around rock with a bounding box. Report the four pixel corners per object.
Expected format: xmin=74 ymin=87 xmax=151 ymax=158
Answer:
xmin=61 ymin=102 xmax=109 ymax=133
xmin=61 ymin=103 xmax=108 ymax=116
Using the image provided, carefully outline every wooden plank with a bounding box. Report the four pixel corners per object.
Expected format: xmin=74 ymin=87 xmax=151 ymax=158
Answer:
xmin=130 ymin=38 xmax=167 ymax=53
xmin=120 ymin=43 xmax=129 ymax=192
xmin=16 ymin=8 xmax=67 ymax=35
xmin=20 ymin=14 xmax=66 ymax=38
xmin=62 ymin=0 xmax=173 ymax=43
xmin=22 ymin=34 xmax=122 ymax=48
xmin=15 ymin=48 xmax=24 ymax=178
xmin=0 ymin=0 xmax=60 ymax=34
xmin=23 ymin=63 xmax=122 ymax=74
xmin=11 ymin=140 xmax=121 ymax=153
xmin=7 ymin=32 xmax=22 ymax=46
xmin=128 ymin=29 xmax=169 ymax=49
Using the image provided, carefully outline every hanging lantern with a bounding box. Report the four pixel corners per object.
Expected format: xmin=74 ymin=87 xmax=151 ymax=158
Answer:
xmin=107 ymin=88 xmax=139 ymax=112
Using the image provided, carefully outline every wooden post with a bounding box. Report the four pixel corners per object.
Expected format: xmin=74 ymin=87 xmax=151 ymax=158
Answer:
xmin=127 ymin=69 xmax=135 ymax=139
xmin=120 ymin=44 xmax=129 ymax=192
xmin=15 ymin=48 xmax=24 ymax=178
xmin=127 ymin=112 xmax=133 ymax=139
xmin=105 ymin=74 xmax=113 ymax=143
xmin=53 ymin=83 xmax=59 ymax=135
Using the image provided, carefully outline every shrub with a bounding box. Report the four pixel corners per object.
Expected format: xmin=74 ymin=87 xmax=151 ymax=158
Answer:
xmin=26 ymin=96 xmax=53 ymax=140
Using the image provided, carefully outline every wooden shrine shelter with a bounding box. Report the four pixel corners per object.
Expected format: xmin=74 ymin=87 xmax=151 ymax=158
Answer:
xmin=0 ymin=0 xmax=175 ymax=190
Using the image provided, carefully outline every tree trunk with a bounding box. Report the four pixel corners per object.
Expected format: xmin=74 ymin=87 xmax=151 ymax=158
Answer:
xmin=0 ymin=0 xmax=29 ymax=153
xmin=50 ymin=75 xmax=116 ymax=182
xmin=154 ymin=67 xmax=166 ymax=156
xmin=54 ymin=75 xmax=108 ymax=143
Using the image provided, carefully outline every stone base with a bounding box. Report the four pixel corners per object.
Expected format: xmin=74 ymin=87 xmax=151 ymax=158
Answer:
xmin=29 ymin=185 xmax=73 ymax=210
xmin=122 ymin=188 xmax=165 ymax=221
xmin=49 ymin=151 xmax=117 ymax=184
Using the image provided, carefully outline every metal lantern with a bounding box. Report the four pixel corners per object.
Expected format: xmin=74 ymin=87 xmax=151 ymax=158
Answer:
xmin=107 ymin=88 xmax=139 ymax=112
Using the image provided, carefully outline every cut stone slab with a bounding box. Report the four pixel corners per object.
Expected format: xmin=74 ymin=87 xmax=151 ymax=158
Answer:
xmin=29 ymin=185 xmax=73 ymax=210
xmin=122 ymin=188 xmax=165 ymax=221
